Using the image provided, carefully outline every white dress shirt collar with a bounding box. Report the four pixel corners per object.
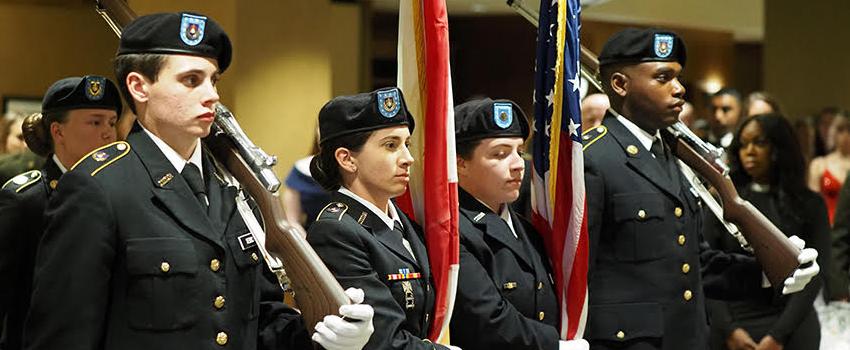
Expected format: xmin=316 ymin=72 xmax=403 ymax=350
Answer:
xmin=338 ymin=187 xmax=401 ymax=231
xmin=140 ymin=123 xmax=203 ymax=175
xmin=52 ymin=154 xmax=67 ymax=174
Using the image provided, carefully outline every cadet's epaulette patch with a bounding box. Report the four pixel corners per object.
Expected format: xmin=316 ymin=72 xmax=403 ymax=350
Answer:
xmin=70 ymin=141 xmax=131 ymax=176
xmin=317 ymin=202 xmax=348 ymax=221
xmin=581 ymin=125 xmax=608 ymax=150
xmin=2 ymin=170 xmax=41 ymax=193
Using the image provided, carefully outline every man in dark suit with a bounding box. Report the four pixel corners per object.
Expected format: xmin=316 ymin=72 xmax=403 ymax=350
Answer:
xmin=581 ymin=28 xmax=819 ymax=350
xmin=23 ymin=12 xmax=373 ymax=350
xmin=0 ymin=75 xmax=122 ymax=350
xmin=448 ymin=98 xmax=588 ymax=350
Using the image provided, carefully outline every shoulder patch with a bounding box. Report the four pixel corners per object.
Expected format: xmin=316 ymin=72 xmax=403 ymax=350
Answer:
xmin=316 ymin=202 xmax=349 ymax=222
xmin=581 ymin=125 xmax=608 ymax=150
xmin=2 ymin=170 xmax=41 ymax=193
xmin=71 ymin=141 xmax=131 ymax=176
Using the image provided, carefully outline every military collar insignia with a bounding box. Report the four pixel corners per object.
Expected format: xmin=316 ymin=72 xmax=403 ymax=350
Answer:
xmin=180 ymin=13 xmax=207 ymax=46
xmin=654 ymin=33 xmax=674 ymax=58
xmin=376 ymin=88 xmax=401 ymax=118
xmin=85 ymin=76 xmax=105 ymax=101
xmin=49 ymin=179 xmax=58 ymax=189
xmin=157 ymin=173 xmax=174 ymax=187
xmin=473 ymin=212 xmax=486 ymax=222
xmin=493 ymin=102 xmax=513 ymax=129
xmin=357 ymin=211 xmax=368 ymax=224
xmin=626 ymin=144 xmax=639 ymax=156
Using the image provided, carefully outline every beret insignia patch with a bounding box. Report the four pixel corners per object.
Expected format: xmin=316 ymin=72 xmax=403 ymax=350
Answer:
xmin=180 ymin=13 xmax=207 ymax=46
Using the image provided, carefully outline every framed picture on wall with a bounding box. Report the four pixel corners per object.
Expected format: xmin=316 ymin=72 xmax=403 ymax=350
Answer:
xmin=2 ymin=96 xmax=42 ymax=117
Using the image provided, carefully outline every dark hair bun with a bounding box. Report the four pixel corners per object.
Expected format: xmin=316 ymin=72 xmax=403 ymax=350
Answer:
xmin=22 ymin=113 xmax=52 ymax=157
xmin=309 ymin=154 xmax=341 ymax=192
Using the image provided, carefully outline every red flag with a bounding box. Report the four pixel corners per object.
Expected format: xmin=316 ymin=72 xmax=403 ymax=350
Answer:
xmin=395 ymin=0 xmax=459 ymax=343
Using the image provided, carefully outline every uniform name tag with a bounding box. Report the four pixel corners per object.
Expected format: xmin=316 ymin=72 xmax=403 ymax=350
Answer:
xmin=238 ymin=232 xmax=257 ymax=251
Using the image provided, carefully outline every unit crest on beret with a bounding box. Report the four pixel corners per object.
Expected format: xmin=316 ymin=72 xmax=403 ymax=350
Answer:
xmin=317 ymin=202 xmax=349 ymax=222
xmin=71 ymin=141 xmax=131 ymax=176
xmin=581 ymin=125 xmax=608 ymax=150
xmin=2 ymin=170 xmax=41 ymax=193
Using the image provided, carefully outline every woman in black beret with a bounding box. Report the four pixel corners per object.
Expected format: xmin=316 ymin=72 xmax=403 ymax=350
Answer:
xmin=307 ymin=87 xmax=458 ymax=350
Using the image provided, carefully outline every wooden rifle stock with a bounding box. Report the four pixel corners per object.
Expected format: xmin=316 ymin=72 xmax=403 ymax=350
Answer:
xmin=93 ymin=0 xmax=348 ymax=336
xmin=665 ymin=133 xmax=801 ymax=286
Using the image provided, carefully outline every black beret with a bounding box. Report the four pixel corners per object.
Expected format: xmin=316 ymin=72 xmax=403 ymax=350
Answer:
xmin=318 ymin=87 xmax=415 ymax=144
xmin=41 ymin=75 xmax=123 ymax=118
xmin=598 ymin=28 xmax=686 ymax=68
xmin=117 ymin=12 xmax=232 ymax=72
xmin=455 ymin=98 xmax=529 ymax=143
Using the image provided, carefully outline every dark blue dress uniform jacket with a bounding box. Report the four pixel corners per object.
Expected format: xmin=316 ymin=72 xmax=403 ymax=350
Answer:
xmin=23 ymin=126 xmax=309 ymax=350
xmin=0 ymin=160 xmax=62 ymax=350
xmin=308 ymin=192 xmax=448 ymax=350
xmin=450 ymin=188 xmax=560 ymax=350
xmin=582 ymin=114 xmax=764 ymax=350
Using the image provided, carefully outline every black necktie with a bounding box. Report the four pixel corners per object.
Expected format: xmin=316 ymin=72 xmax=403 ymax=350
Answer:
xmin=651 ymin=138 xmax=670 ymax=176
xmin=181 ymin=163 xmax=208 ymax=209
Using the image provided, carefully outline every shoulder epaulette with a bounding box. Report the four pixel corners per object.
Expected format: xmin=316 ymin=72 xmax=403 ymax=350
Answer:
xmin=70 ymin=141 xmax=131 ymax=176
xmin=581 ymin=125 xmax=608 ymax=150
xmin=2 ymin=170 xmax=41 ymax=193
xmin=316 ymin=202 xmax=349 ymax=222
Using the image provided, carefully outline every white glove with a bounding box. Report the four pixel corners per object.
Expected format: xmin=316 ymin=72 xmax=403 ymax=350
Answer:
xmin=445 ymin=346 xmax=462 ymax=350
xmin=311 ymin=288 xmax=375 ymax=350
xmin=781 ymin=235 xmax=820 ymax=295
xmin=559 ymin=339 xmax=590 ymax=350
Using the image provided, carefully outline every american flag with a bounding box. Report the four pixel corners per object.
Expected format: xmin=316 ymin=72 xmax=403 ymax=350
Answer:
xmin=395 ymin=0 xmax=459 ymax=344
xmin=530 ymin=0 xmax=588 ymax=340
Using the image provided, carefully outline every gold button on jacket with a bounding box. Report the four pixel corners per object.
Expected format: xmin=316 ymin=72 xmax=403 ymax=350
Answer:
xmin=215 ymin=331 xmax=228 ymax=345
xmin=160 ymin=261 xmax=170 ymax=273
xmin=684 ymin=290 xmax=693 ymax=301
xmin=210 ymin=259 xmax=221 ymax=272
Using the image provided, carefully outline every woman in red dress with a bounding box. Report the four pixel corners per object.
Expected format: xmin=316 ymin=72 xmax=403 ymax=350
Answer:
xmin=808 ymin=114 xmax=850 ymax=225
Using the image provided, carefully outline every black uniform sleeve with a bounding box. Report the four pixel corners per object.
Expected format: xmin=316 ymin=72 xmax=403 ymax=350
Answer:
xmin=768 ymin=195 xmax=830 ymax=344
xmin=699 ymin=236 xmax=763 ymax=301
xmin=308 ymin=219 xmax=447 ymax=350
xmin=452 ymin=243 xmax=558 ymax=350
xmin=257 ymin=267 xmax=312 ymax=350
xmin=24 ymin=172 xmax=117 ymax=350
xmin=584 ymin=154 xmax=605 ymax=275
xmin=0 ymin=189 xmax=24 ymax=325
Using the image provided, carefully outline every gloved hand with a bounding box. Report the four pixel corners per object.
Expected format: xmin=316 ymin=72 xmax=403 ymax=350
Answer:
xmin=445 ymin=345 xmax=462 ymax=350
xmin=311 ymin=288 xmax=375 ymax=350
xmin=781 ymin=235 xmax=819 ymax=295
xmin=559 ymin=339 xmax=590 ymax=350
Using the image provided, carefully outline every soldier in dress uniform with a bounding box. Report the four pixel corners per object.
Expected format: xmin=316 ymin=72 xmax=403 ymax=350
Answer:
xmin=0 ymin=75 xmax=122 ymax=350
xmin=307 ymin=88 xmax=459 ymax=350
xmin=23 ymin=12 xmax=373 ymax=350
xmin=448 ymin=98 xmax=588 ymax=350
xmin=581 ymin=28 xmax=820 ymax=350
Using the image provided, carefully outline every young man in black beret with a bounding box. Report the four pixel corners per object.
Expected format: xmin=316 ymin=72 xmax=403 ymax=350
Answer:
xmin=24 ymin=13 xmax=373 ymax=350
xmin=581 ymin=28 xmax=819 ymax=350
xmin=449 ymin=98 xmax=588 ymax=350
xmin=0 ymin=75 xmax=121 ymax=350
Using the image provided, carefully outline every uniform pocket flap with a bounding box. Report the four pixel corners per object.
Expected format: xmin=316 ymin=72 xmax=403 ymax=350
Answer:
xmin=612 ymin=194 xmax=665 ymax=222
xmin=126 ymin=238 xmax=198 ymax=276
xmin=226 ymin=231 xmax=261 ymax=269
xmin=587 ymin=302 xmax=664 ymax=341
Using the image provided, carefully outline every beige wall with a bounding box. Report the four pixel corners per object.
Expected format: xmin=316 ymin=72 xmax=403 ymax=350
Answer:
xmin=764 ymin=0 xmax=850 ymax=118
xmin=0 ymin=4 xmax=117 ymax=107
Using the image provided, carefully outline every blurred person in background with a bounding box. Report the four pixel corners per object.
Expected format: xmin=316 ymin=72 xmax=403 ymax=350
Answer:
xmin=0 ymin=113 xmax=44 ymax=184
xmin=808 ymin=114 xmax=850 ymax=225
xmin=580 ymin=93 xmax=609 ymax=132
xmin=708 ymin=88 xmax=743 ymax=148
xmin=282 ymin=132 xmax=330 ymax=233
xmin=744 ymin=91 xmax=782 ymax=117
xmin=813 ymin=107 xmax=845 ymax=157
xmin=705 ymin=113 xmax=828 ymax=350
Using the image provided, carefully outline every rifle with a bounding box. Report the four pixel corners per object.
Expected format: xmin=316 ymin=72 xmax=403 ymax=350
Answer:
xmin=94 ymin=0 xmax=349 ymax=333
xmin=507 ymin=0 xmax=800 ymax=286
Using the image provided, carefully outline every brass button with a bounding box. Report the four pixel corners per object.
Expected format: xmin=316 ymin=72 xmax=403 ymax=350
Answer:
xmin=677 ymin=234 xmax=686 ymax=246
xmin=251 ymin=252 xmax=259 ymax=262
xmin=503 ymin=282 xmax=517 ymax=290
xmin=626 ymin=145 xmax=639 ymax=155
xmin=214 ymin=296 xmax=226 ymax=309
xmin=216 ymin=331 xmax=228 ymax=345
xmin=682 ymin=263 xmax=691 ymax=274
xmin=637 ymin=209 xmax=647 ymax=220
xmin=210 ymin=259 xmax=221 ymax=272
xmin=674 ymin=207 xmax=683 ymax=217
xmin=160 ymin=261 xmax=170 ymax=273
xmin=684 ymin=289 xmax=693 ymax=301
xmin=616 ymin=330 xmax=625 ymax=339
xmin=538 ymin=311 xmax=545 ymax=320
xmin=537 ymin=282 xmax=544 ymax=290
